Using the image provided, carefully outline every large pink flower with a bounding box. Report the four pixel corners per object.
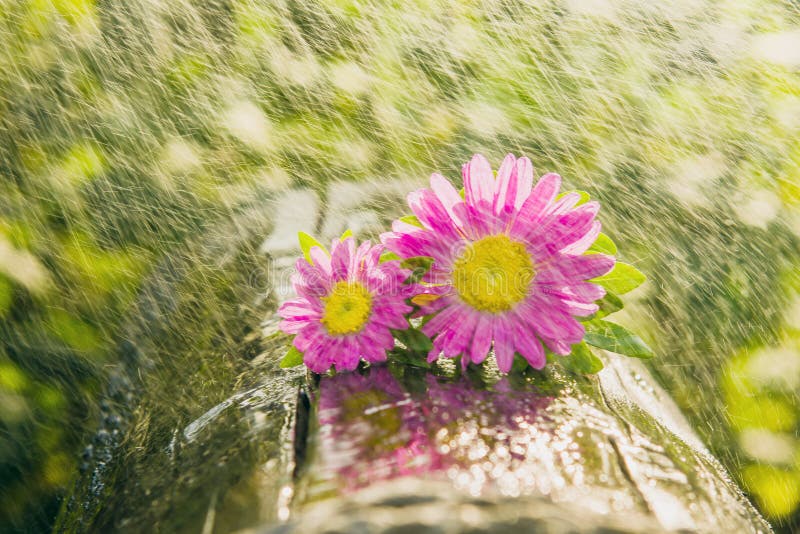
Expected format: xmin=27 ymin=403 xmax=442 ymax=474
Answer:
xmin=278 ymin=237 xmax=417 ymax=373
xmin=381 ymin=154 xmax=615 ymax=372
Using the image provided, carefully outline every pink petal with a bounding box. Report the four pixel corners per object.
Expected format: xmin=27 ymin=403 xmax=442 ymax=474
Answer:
xmin=363 ymin=270 xmax=403 ymax=297
xmin=524 ymin=201 xmax=600 ymax=253
xmin=536 ymin=254 xmax=615 ymax=284
xmin=408 ymin=188 xmax=461 ymax=241
xmin=278 ymin=299 xmax=321 ymax=320
xmin=441 ymin=307 xmax=480 ymax=358
xmin=294 ymin=325 xmax=326 ymax=353
xmin=547 ymin=281 xmax=606 ymax=303
xmin=363 ymin=242 xmax=383 ymax=269
xmin=418 ymin=296 xmax=450 ymax=317
xmin=511 ymin=172 xmax=561 ymax=234
xmin=309 ymin=246 xmax=332 ymax=277
xmin=371 ymin=303 xmax=408 ymax=330
xmin=561 ymin=221 xmax=602 ymax=255
xmin=358 ymin=334 xmax=387 ymax=363
xmin=493 ymin=318 xmax=515 ymax=372
xmin=304 ymin=348 xmax=330 ymax=373
xmin=513 ymin=157 xmax=534 ymax=209
xmin=360 ymin=322 xmax=394 ymax=351
xmin=453 ymin=201 xmax=497 ymax=238
xmin=292 ymin=273 xmax=326 ymax=302
xmin=543 ymin=192 xmax=583 ymax=220
xmin=296 ymin=258 xmax=331 ymax=294
xmin=351 ymin=239 xmax=372 ymax=274
xmin=330 ymin=237 xmax=355 ymax=281
xmin=427 ymin=307 xmax=467 ymax=359
xmin=493 ymin=153 xmax=517 ymax=216
xmin=562 ymin=300 xmax=600 ymax=316
xmin=373 ymin=294 xmax=411 ymax=315
xmin=463 ymin=154 xmax=494 ymax=208
xmin=541 ymin=337 xmax=572 ymax=356
xmin=434 ymin=327 xmax=460 ymax=358
xmin=430 ymin=173 xmax=465 ymax=227
xmin=381 ymin=229 xmax=453 ymax=266
xmin=551 ymin=202 xmax=599 ymax=243
xmin=513 ymin=322 xmax=546 ymax=369
xmin=389 ymin=219 xmax=424 ymax=234
xmin=518 ymin=298 xmax=585 ymax=344
xmin=421 ymin=305 xmax=461 ymax=337
xmin=336 ymin=337 xmax=361 ymax=372
xmin=468 ymin=315 xmax=493 ymax=365
xmin=321 ymin=338 xmax=343 ymax=369
xmin=279 ymin=318 xmax=311 ymax=335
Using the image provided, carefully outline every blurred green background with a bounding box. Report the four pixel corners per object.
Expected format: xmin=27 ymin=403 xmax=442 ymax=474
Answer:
xmin=1 ymin=0 xmax=799 ymax=531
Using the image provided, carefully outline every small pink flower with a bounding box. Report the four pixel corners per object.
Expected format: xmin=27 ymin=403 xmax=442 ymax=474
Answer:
xmin=381 ymin=154 xmax=615 ymax=372
xmin=278 ymin=237 xmax=417 ymax=373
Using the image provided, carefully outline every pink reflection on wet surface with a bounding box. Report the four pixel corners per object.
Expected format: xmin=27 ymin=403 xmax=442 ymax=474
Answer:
xmin=316 ymin=367 xmax=553 ymax=495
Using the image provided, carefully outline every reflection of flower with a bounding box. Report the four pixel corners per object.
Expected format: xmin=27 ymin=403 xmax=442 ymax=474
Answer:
xmin=318 ymin=367 xmax=552 ymax=493
xmin=318 ymin=369 xmax=435 ymax=488
xmin=278 ymin=237 xmax=417 ymax=373
xmin=382 ymin=154 xmax=614 ymax=372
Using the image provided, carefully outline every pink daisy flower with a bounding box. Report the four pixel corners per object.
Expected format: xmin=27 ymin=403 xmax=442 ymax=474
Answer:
xmin=278 ymin=237 xmax=417 ymax=373
xmin=381 ymin=154 xmax=615 ymax=373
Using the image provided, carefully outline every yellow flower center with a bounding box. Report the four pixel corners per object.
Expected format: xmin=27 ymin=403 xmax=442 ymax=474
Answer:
xmin=321 ymin=281 xmax=373 ymax=336
xmin=452 ymin=234 xmax=535 ymax=313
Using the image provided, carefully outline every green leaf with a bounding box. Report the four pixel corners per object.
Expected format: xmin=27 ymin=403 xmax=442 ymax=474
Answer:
xmin=584 ymin=320 xmax=654 ymax=359
xmin=401 ymin=256 xmax=434 ymax=269
xmin=298 ymin=232 xmax=325 ymax=264
xmin=591 ymin=262 xmax=646 ymax=295
xmin=587 ymin=233 xmax=617 ymax=255
xmin=399 ymin=215 xmax=423 ymax=227
xmin=579 ymin=290 xmax=624 ymax=321
xmin=561 ymin=341 xmax=604 ymax=374
xmin=389 ymin=349 xmax=431 ymax=368
xmin=401 ymin=256 xmax=434 ymax=283
xmin=280 ymin=345 xmax=305 ymax=368
xmin=597 ymin=290 xmax=624 ymax=318
xmin=380 ymin=250 xmax=401 ymax=262
xmin=392 ymin=328 xmax=433 ymax=353
xmin=511 ymin=353 xmax=530 ymax=373
xmin=557 ymin=190 xmax=590 ymax=206
xmin=340 ymin=229 xmax=353 ymax=240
